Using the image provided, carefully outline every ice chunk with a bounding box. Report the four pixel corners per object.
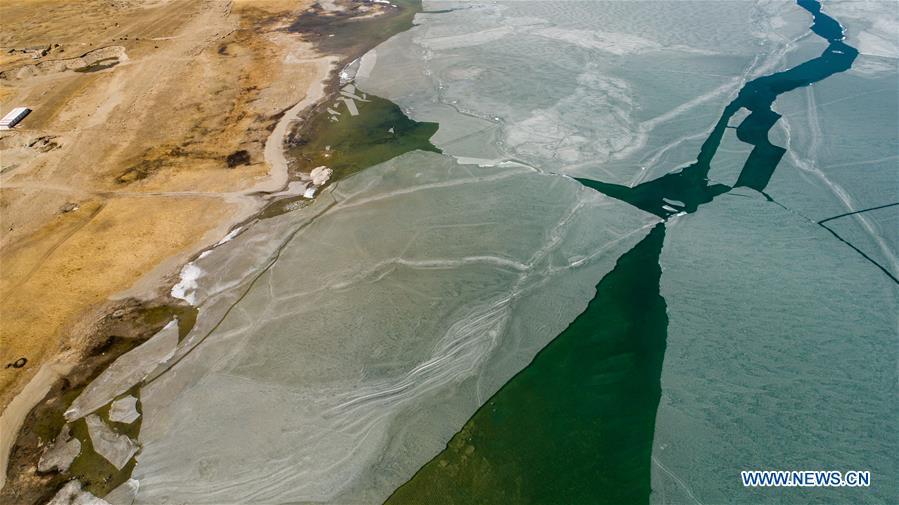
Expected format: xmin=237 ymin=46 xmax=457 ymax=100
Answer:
xmin=341 ymin=97 xmax=359 ymax=116
xmin=310 ymin=166 xmax=333 ymax=186
xmin=46 ymin=480 xmax=111 ymax=505
xmin=65 ymin=320 xmax=178 ymax=421
xmin=108 ymin=396 xmax=140 ymax=424
xmin=104 ymin=478 xmax=140 ymax=505
xmin=662 ymin=198 xmax=684 ymax=208
xmin=38 ymin=424 xmax=81 ymax=473
xmin=85 ymin=415 xmax=138 ymax=470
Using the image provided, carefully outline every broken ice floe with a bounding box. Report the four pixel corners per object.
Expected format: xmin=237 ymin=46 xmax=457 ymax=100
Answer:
xmin=340 ymin=84 xmax=370 ymax=103
xmin=341 ymin=97 xmax=359 ymax=116
xmin=310 ymin=166 xmax=333 ymax=186
xmin=662 ymin=198 xmax=685 ymax=208
xmin=300 ymin=166 xmax=333 ymax=199
xmin=38 ymin=424 xmax=81 ymax=473
xmin=104 ymin=478 xmax=140 ymax=505
xmin=108 ymin=395 xmax=140 ymax=424
xmin=65 ymin=320 xmax=178 ymax=421
xmin=46 ymin=480 xmax=110 ymax=505
xmin=85 ymin=415 xmax=138 ymax=470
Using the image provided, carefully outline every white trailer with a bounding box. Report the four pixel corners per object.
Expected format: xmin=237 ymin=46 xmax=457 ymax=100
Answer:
xmin=0 ymin=107 xmax=31 ymax=129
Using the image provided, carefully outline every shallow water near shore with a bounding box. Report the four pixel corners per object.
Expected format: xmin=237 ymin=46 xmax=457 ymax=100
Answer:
xmin=286 ymin=91 xmax=439 ymax=178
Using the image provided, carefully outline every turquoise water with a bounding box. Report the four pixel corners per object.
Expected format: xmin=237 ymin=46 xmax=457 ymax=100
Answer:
xmin=113 ymin=1 xmax=897 ymax=503
xmin=385 ymin=224 xmax=668 ymax=504
xmin=579 ymin=0 xmax=859 ymax=218
xmin=385 ymin=2 xmax=897 ymax=504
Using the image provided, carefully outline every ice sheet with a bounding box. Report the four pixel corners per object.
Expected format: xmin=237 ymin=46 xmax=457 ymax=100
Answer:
xmin=652 ymin=192 xmax=898 ymax=504
xmin=767 ymin=38 xmax=899 ymax=279
xmin=357 ymin=0 xmax=809 ymax=183
xmin=132 ymin=152 xmax=656 ymax=504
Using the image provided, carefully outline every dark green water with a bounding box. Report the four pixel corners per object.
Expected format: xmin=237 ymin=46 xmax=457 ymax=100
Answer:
xmin=578 ymin=0 xmax=857 ymax=218
xmin=286 ymin=92 xmax=439 ymax=179
xmin=285 ymin=0 xmax=436 ymax=180
xmin=386 ymin=224 xmax=668 ymax=505
xmin=386 ymin=2 xmax=867 ymax=504
xmin=261 ymin=90 xmax=438 ymax=219
xmin=260 ymin=0 xmax=438 ymax=220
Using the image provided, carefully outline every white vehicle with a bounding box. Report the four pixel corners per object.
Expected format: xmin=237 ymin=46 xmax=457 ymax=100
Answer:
xmin=0 ymin=107 xmax=31 ymax=129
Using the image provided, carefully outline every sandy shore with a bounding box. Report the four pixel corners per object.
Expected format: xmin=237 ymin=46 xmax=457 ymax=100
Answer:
xmin=0 ymin=0 xmax=338 ymax=492
xmin=259 ymin=56 xmax=337 ymax=194
xmin=0 ymin=0 xmax=411 ymax=499
xmin=0 ymin=0 xmax=325 ymax=407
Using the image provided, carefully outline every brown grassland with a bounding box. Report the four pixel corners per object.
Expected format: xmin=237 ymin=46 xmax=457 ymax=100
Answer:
xmin=0 ymin=0 xmax=324 ymax=413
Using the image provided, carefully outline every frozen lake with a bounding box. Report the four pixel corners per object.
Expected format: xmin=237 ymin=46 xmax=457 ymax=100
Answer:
xmin=61 ymin=0 xmax=899 ymax=503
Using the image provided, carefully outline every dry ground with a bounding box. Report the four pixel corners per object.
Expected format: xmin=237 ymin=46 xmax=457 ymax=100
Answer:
xmin=0 ymin=0 xmax=324 ymax=411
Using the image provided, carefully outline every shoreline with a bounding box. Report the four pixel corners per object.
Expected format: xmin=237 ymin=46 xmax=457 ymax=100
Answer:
xmin=259 ymin=57 xmax=338 ymax=194
xmin=0 ymin=362 xmax=73 ymax=491
xmin=0 ymin=1 xmax=423 ymax=501
xmin=0 ymin=55 xmax=335 ymax=490
xmin=109 ymin=53 xmax=339 ymax=304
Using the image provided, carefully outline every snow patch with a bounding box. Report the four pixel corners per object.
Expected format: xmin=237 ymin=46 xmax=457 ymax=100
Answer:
xmin=171 ymin=263 xmax=204 ymax=305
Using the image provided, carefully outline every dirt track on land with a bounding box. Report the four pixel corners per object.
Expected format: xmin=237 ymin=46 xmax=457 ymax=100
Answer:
xmin=0 ymin=0 xmax=328 ymax=412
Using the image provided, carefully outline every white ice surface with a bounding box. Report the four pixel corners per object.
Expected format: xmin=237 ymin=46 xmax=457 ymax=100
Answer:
xmin=108 ymin=396 xmax=140 ymax=425
xmin=132 ymin=152 xmax=656 ymax=504
xmin=652 ymin=192 xmax=898 ymax=504
xmin=65 ymin=320 xmax=178 ymax=421
xmin=85 ymin=415 xmax=138 ymax=471
xmin=170 ymin=263 xmax=204 ymax=305
xmin=46 ymin=480 xmax=111 ymax=505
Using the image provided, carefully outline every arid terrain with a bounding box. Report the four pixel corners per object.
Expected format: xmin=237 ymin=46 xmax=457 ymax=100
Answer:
xmin=0 ymin=0 xmax=326 ymax=461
